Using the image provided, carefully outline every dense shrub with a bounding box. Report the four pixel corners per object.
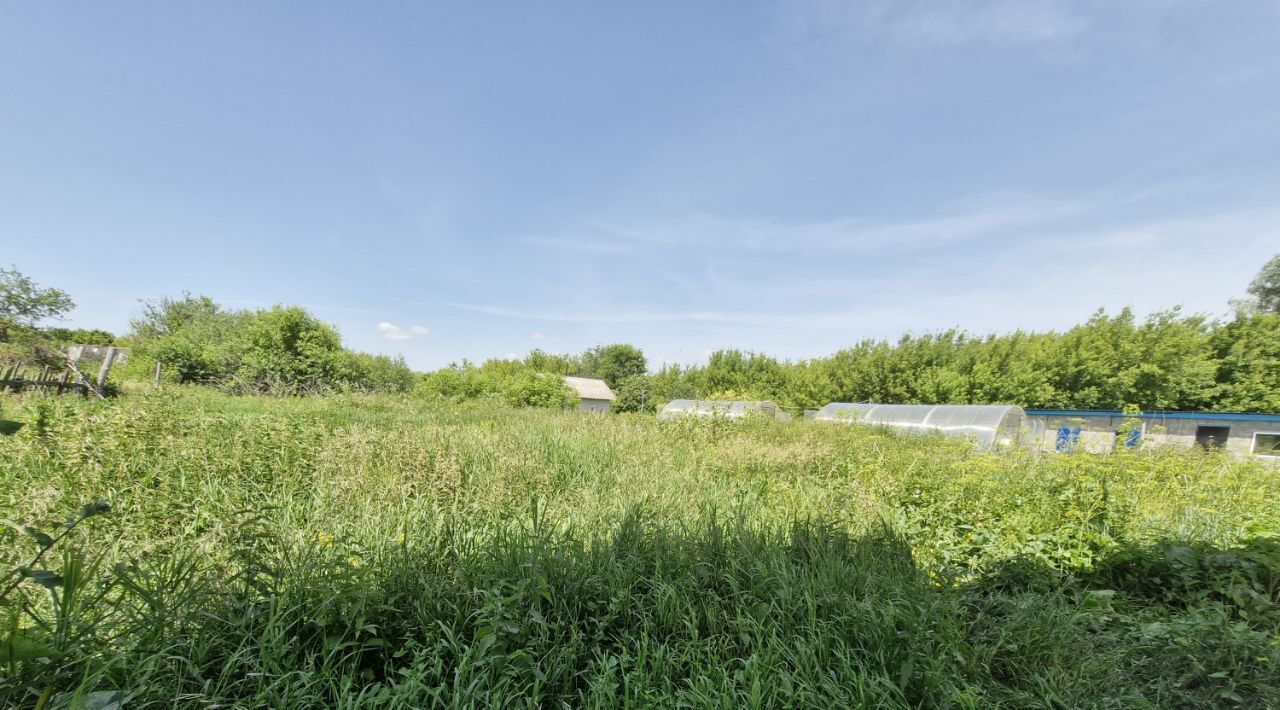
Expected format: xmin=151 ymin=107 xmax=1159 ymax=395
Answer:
xmin=423 ymin=308 xmax=1280 ymax=416
xmin=231 ymin=306 xmax=350 ymax=395
xmin=416 ymin=360 xmax=575 ymax=409
xmin=612 ymin=373 xmax=655 ymax=413
xmin=124 ymin=295 xmax=413 ymax=395
xmin=625 ymin=309 xmax=1279 ymax=414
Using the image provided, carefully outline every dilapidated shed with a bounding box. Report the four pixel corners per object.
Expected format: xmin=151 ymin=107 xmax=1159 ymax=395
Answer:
xmin=563 ymin=376 xmax=616 ymax=413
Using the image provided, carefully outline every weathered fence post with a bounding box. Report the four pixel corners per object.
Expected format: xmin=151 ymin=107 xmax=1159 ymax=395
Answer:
xmin=95 ymin=347 xmax=118 ymax=393
xmin=65 ymin=354 xmax=104 ymax=399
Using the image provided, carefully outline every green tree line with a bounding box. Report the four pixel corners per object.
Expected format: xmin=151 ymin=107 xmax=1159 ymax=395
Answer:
xmin=118 ymin=293 xmax=418 ymax=395
xmin=629 ymin=308 xmax=1280 ymax=414
xmin=4 ymin=258 xmax=1279 ymax=411
xmin=415 ymin=343 xmax=646 ymax=408
xmin=414 ymin=307 xmax=1278 ymax=415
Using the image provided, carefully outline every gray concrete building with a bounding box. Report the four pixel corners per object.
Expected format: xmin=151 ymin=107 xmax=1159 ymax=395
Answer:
xmin=1025 ymin=409 xmax=1280 ymax=458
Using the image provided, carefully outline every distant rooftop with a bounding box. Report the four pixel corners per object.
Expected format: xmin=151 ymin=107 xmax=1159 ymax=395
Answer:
xmin=562 ymin=376 xmax=615 ymax=401
xmin=1025 ymin=409 xmax=1280 ymax=423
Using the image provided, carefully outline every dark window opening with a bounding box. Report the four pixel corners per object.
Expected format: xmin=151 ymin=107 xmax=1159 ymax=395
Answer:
xmin=1254 ymin=433 xmax=1280 ymax=457
xmin=1194 ymin=426 xmax=1230 ymax=450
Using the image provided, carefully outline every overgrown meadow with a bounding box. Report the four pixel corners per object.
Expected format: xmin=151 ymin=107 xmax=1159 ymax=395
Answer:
xmin=2 ymin=389 xmax=1278 ymax=708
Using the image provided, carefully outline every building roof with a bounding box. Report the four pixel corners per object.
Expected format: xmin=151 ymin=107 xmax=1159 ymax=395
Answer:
xmin=562 ymin=376 xmax=616 ymax=401
xmin=1025 ymin=409 xmax=1280 ymax=423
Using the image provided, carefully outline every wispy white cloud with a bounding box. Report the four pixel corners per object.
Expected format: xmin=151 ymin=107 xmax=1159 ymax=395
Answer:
xmin=790 ymin=0 xmax=1091 ymax=47
xmin=377 ymin=322 xmax=431 ymax=341
xmin=458 ymin=200 xmax=1280 ymax=350
xmin=215 ymin=299 xmax=383 ymax=316
xmin=523 ymin=195 xmax=1081 ymax=257
xmin=885 ymin=0 xmax=1090 ymax=46
xmin=450 ymin=302 xmax=900 ymax=330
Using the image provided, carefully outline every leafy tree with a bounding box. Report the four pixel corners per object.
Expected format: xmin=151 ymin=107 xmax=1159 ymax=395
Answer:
xmin=130 ymin=293 xmax=222 ymax=339
xmin=417 ymin=361 xmax=498 ymax=400
xmin=128 ymin=294 xmax=244 ymax=384
xmin=578 ymin=344 xmax=647 ymax=388
xmin=775 ymin=360 xmax=832 ymax=411
xmin=42 ymin=328 xmax=115 ymax=346
xmin=1212 ymin=312 xmax=1280 ymax=411
xmin=232 ymin=306 xmax=349 ymax=395
xmin=648 ymin=363 xmax=699 ymax=405
xmin=697 ymin=350 xmax=785 ymax=399
xmin=0 ymin=266 xmax=74 ymax=343
xmin=0 ymin=267 xmax=78 ymax=366
xmin=523 ymin=349 xmax=574 ymax=375
xmin=613 ymin=374 xmax=655 ymax=413
xmin=502 ymin=371 xmax=577 ymax=409
xmin=417 ymin=358 xmax=578 ymax=409
xmin=417 ymin=306 xmax=1280 ymax=414
xmin=1246 ymin=253 xmax=1280 ymax=314
xmin=127 ymin=295 xmax=412 ymax=395
xmin=346 ymin=352 xmax=416 ymax=393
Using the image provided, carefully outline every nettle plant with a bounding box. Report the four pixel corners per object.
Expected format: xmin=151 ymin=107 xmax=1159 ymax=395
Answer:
xmin=1 ymin=501 xmax=111 ymax=668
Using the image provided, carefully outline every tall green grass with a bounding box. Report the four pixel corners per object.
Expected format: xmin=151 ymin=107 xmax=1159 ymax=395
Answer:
xmin=2 ymin=389 xmax=1278 ymax=707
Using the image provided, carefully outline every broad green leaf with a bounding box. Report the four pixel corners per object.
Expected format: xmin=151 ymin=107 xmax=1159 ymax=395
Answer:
xmin=0 ymin=632 xmax=59 ymax=662
xmin=24 ymin=569 xmax=63 ymax=589
xmin=24 ymin=526 xmax=55 ymax=548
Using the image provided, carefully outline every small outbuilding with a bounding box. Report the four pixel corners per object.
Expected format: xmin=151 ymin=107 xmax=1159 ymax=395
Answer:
xmin=657 ymin=399 xmax=793 ymax=422
xmin=563 ymin=376 xmax=616 ymax=413
xmin=1024 ymin=409 xmax=1280 ymax=458
xmin=815 ymin=403 xmax=1026 ymax=450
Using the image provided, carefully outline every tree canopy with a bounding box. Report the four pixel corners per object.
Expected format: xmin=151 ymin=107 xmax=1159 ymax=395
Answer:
xmin=426 ymin=307 xmax=1280 ymax=414
xmin=126 ymin=294 xmax=416 ymax=395
xmin=1246 ymin=253 xmax=1280 ymax=314
xmin=0 ymin=266 xmax=74 ymax=338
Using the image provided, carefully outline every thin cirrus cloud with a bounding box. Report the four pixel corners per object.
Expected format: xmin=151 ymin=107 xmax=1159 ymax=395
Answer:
xmin=376 ymin=322 xmax=431 ymax=341
xmin=789 ymin=0 xmax=1091 ymax=47
xmin=518 ymin=195 xmax=1083 ymax=258
xmin=457 ymin=200 xmax=1280 ymax=347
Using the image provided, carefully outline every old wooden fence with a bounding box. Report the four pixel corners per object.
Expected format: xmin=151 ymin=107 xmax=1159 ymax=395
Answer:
xmin=0 ymin=346 xmax=125 ymax=398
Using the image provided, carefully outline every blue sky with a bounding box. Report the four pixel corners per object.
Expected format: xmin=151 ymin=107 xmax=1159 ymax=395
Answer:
xmin=2 ymin=1 xmax=1278 ymax=370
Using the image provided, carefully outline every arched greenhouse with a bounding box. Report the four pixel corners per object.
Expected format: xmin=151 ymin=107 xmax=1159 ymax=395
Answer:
xmin=657 ymin=399 xmax=793 ymax=422
xmin=814 ymin=403 xmax=1026 ymax=450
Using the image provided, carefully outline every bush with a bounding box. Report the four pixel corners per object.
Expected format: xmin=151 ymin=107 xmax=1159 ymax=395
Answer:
xmin=613 ymin=373 xmax=655 ymax=413
xmin=346 ymin=352 xmax=416 ymax=394
xmin=502 ymin=371 xmax=577 ymax=409
xmin=126 ymin=296 xmax=414 ymax=396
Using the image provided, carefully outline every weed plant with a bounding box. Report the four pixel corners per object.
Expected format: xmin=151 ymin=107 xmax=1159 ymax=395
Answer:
xmin=1 ymin=389 xmax=1277 ymax=707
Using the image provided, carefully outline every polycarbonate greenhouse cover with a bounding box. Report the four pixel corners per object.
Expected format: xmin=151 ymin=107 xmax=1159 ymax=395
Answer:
xmin=658 ymin=399 xmax=789 ymax=421
xmin=814 ymin=403 xmax=1025 ymax=449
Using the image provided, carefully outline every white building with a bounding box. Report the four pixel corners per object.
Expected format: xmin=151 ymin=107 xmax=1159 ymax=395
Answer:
xmin=563 ymin=376 xmax=616 ymax=413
